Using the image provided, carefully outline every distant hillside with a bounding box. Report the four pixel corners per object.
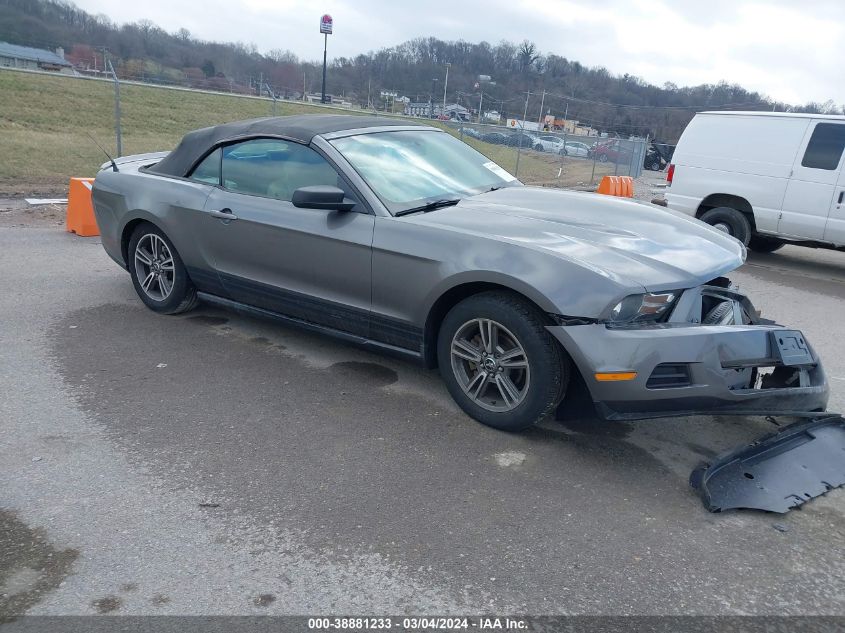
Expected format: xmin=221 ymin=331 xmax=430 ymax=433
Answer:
xmin=2 ymin=0 xmax=841 ymax=141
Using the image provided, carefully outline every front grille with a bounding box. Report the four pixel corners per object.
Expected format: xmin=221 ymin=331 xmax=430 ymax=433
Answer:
xmin=647 ymin=363 xmax=692 ymax=389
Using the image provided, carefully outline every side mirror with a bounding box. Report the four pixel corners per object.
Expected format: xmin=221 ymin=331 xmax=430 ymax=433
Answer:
xmin=291 ymin=185 xmax=356 ymax=211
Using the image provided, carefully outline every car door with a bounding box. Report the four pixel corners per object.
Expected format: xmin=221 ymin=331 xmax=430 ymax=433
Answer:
xmin=823 ymin=158 xmax=845 ymax=245
xmin=196 ymin=138 xmax=374 ymax=338
xmin=779 ymin=121 xmax=845 ymax=240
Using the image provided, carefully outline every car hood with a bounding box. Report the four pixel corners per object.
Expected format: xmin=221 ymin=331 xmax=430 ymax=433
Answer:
xmin=407 ymin=186 xmax=745 ymax=291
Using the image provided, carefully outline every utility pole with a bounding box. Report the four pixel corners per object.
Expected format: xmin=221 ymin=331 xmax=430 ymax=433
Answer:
xmin=105 ymin=56 xmax=122 ymax=157
xmin=430 ymin=78 xmax=438 ymax=118
xmin=538 ymin=89 xmax=546 ymax=128
xmin=478 ymin=91 xmax=484 ymax=124
xmin=515 ymin=90 xmax=530 ymax=177
xmin=443 ymin=62 xmax=450 ymax=116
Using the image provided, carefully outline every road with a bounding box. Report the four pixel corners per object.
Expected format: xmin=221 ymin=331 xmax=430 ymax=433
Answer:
xmin=1 ymin=213 xmax=844 ymax=617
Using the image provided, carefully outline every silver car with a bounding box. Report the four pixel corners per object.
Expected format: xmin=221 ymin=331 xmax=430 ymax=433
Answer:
xmin=91 ymin=115 xmax=828 ymax=431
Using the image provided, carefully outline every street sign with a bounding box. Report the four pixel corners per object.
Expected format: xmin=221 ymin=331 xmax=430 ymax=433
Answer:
xmin=320 ymin=14 xmax=333 ymax=34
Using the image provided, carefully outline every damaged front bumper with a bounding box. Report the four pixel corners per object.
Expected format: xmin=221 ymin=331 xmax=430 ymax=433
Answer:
xmin=549 ymin=284 xmax=829 ymax=421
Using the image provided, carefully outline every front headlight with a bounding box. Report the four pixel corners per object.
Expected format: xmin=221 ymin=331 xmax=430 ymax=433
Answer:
xmin=609 ymin=292 xmax=677 ymax=324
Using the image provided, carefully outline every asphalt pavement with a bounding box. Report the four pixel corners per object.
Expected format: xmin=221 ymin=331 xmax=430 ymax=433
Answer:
xmin=1 ymin=215 xmax=845 ymax=617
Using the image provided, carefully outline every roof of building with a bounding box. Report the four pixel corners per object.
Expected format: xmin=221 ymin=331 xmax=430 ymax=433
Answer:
xmin=149 ymin=114 xmax=426 ymax=177
xmin=0 ymin=42 xmax=71 ymax=66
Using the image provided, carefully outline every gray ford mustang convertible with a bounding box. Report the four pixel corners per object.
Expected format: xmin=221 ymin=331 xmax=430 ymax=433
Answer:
xmin=92 ymin=115 xmax=828 ymax=431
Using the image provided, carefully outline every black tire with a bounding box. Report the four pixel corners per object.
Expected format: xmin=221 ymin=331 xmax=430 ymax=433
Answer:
xmin=534 ymin=143 xmax=544 ymax=152
xmin=598 ymin=154 xmax=609 ymax=163
xmin=437 ymin=291 xmax=569 ymax=432
xmin=698 ymin=207 xmax=752 ymax=246
xmin=748 ymin=235 xmax=785 ymax=253
xmin=650 ymin=160 xmax=661 ymax=171
xmin=128 ymin=222 xmax=198 ymax=314
xmin=703 ymin=301 xmax=734 ymax=325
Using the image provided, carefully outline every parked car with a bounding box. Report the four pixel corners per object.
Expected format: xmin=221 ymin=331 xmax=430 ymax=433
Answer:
xmin=91 ymin=115 xmax=828 ymax=432
xmin=644 ymin=144 xmax=667 ymax=171
xmin=561 ymin=141 xmax=591 ymax=158
xmin=533 ymin=134 xmax=566 ymax=153
xmin=480 ymin=131 xmax=510 ymax=145
xmin=506 ymin=132 xmax=539 ymax=148
xmin=590 ymin=140 xmax=634 ymax=164
xmin=460 ymin=126 xmax=483 ymax=140
xmin=666 ymin=111 xmax=845 ymax=252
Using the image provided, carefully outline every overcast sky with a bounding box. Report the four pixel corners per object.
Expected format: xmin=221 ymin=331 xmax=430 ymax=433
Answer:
xmin=72 ymin=0 xmax=844 ymax=105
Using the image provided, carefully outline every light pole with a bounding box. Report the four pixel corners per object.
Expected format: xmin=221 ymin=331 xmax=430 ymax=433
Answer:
xmin=442 ymin=62 xmax=450 ymax=116
xmin=319 ymin=14 xmax=333 ymax=104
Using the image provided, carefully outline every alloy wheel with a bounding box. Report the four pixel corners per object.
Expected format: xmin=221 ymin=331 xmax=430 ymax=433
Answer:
xmin=450 ymin=318 xmax=530 ymax=412
xmin=134 ymin=233 xmax=175 ymax=301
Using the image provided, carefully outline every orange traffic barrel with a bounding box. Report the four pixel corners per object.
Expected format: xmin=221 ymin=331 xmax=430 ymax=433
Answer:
xmin=66 ymin=177 xmax=99 ymax=237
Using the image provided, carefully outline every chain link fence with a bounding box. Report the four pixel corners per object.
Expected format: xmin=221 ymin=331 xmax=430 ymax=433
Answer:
xmin=3 ymin=63 xmax=672 ymax=193
xmin=438 ymin=120 xmax=649 ymax=188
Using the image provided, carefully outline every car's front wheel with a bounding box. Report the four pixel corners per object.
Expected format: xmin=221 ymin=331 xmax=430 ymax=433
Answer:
xmin=128 ymin=222 xmax=198 ymax=314
xmin=437 ymin=291 xmax=569 ymax=431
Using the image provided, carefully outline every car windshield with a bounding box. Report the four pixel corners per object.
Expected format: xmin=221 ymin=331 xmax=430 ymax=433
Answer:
xmin=330 ymin=130 xmax=520 ymax=214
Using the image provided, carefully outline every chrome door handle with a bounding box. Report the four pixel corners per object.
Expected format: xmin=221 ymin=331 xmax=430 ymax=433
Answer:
xmin=209 ymin=208 xmax=238 ymax=220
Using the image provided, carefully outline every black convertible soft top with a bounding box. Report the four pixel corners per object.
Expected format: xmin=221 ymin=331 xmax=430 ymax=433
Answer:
xmin=148 ymin=114 xmax=424 ymax=177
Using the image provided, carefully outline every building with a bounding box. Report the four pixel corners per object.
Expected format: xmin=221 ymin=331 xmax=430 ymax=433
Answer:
xmin=0 ymin=42 xmax=73 ymax=73
xmin=405 ymin=102 xmax=433 ymax=118
xmin=436 ymin=103 xmax=470 ymax=121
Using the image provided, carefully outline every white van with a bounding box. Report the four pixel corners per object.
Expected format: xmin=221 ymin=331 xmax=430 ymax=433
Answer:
xmin=665 ymin=111 xmax=845 ymax=252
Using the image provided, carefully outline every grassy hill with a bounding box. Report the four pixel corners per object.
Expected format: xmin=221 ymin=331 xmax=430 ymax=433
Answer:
xmin=0 ymin=70 xmax=327 ymax=193
xmin=0 ymin=69 xmax=612 ymax=195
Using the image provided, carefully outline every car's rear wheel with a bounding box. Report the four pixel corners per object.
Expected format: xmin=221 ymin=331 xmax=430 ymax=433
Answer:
xmin=534 ymin=143 xmax=544 ymax=152
xmin=699 ymin=207 xmax=752 ymax=246
xmin=598 ymin=154 xmax=608 ymax=163
xmin=437 ymin=291 xmax=568 ymax=431
xmin=128 ymin=222 xmax=198 ymax=314
xmin=748 ymin=235 xmax=785 ymax=253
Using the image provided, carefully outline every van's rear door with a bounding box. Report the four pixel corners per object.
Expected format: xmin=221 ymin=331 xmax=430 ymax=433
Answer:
xmin=779 ymin=120 xmax=845 ymax=240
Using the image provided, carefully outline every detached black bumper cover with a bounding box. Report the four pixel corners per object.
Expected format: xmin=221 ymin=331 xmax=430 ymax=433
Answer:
xmin=690 ymin=416 xmax=845 ymax=513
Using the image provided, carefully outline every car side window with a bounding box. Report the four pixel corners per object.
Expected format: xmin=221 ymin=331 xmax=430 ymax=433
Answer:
xmin=220 ymin=138 xmax=345 ymax=202
xmin=188 ymin=148 xmax=221 ymax=185
xmin=801 ymin=123 xmax=845 ymax=170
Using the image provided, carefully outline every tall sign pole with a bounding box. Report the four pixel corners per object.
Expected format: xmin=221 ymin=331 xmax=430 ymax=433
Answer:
xmin=319 ymin=14 xmax=333 ymax=104
xmin=442 ymin=62 xmax=450 ymax=115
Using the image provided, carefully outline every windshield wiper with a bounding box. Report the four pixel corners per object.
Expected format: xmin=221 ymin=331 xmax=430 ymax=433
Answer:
xmin=394 ymin=198 xmax=461 ymax=217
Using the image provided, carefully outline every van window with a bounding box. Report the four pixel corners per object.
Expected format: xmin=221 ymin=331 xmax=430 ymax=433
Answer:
xmin=801 ymin=123 xmax=845 ymax=170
